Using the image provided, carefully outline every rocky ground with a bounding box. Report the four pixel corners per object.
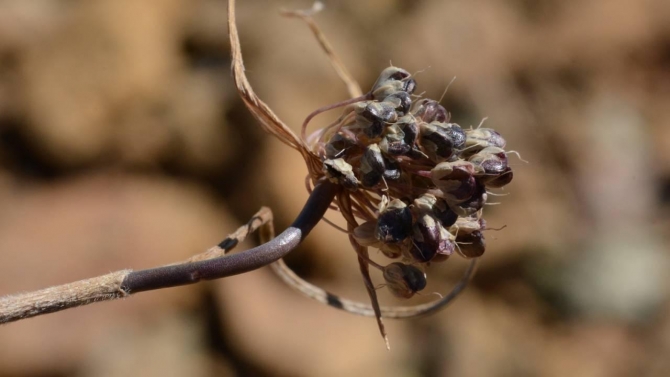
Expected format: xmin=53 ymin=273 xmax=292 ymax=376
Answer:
xmin=1 ymin=1 xmax=670 ymax=376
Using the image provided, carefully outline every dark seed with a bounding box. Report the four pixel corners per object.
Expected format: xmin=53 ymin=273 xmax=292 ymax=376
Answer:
xmin=384 ymin=92 xmax=412 ymax=115
xmin=450 ymin=180 xmax=487 ymax=216
xmin=412 ymin=99 xmax=448 ymax=123
xmin=420 ymin=122 xmax=466 ymax=161
xmin=403 ymin=78 xmax=417 ymax=95
xmin=383 ymin=262 xmax=427 ymax=298
xmin=376 ymin=203 xmax=413 ymax=243
xmin=485 ymin=167 xmax=513 ymax=188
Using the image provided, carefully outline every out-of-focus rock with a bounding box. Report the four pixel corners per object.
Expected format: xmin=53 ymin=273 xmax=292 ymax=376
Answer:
xmin=0 ymin=172 xmax=240 ymax=374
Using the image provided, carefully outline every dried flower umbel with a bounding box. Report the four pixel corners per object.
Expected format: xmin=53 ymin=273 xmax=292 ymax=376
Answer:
xmin=260 ymin=3 xmax=515 ymax=348
xmin=306 ymin=65 xmax=513 ymax=286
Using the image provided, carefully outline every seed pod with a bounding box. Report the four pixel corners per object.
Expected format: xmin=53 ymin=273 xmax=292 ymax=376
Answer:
xmin=360 ymin=144 xmax=385 ymax=188
xmin=325 ymin=132 xmax=356 ymax=159
xmin=433 ymin=199 xmax=459 ymax=227
xmin=485 ymin=167 xmax=513 ymax=188
xmin=371 ymin=67 xmax=416 ymax=99
xmin=411 ymin=99 xmax=448 ymax=123
xmin=323 ymin=158 xmax=359 ymax=191
xmin=410 ymin=214 xmax=443 ymax=262
xmin=456 ymin=230 xmax=486 ymax=258
xmin=353 ymin=221 xmax=381 ymax=247
xmin=376 ymin=199 xmax=413 ymax=243
xmin=412 ymin=193 xmax=439 ymax=214
xmin=449 ymin=180 xmax=487 ymax=216
xmin=356 ymin=101 xmax=397 ymax=139
xmin=397 ymin=115 xmax=419 ymax=146
xmin=464 ymin=128 xmax=506 ymax=156
xmin=430 ymin=160 xmax=477 ymax=203
xmin=382 ymin=262 xmax=427 ymax=299
xmin=419 ymin=122 xmax=466 ymax=161
xmin=382 ymin=158 xmax=402 ymax=181
xmin=379 ymin=242 xmax=404 ymax=259
xmin=384 ymin=92 xmax=412 ymax=116
xmin=469 ymin=146 xmax=508 ymax=175
xmin=450 ymin=215 xmax=485 ymax=235
xmin=379 ymin=124 xmax=410 ymax=156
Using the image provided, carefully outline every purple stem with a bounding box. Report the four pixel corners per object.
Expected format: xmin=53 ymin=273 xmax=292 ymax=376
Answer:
xmin=122 ymin=180 xmax=340 ymax=293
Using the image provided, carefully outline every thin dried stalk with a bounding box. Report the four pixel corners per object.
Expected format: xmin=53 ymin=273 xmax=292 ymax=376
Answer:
xmin=281 ymin=2 xmax=363 ymax=98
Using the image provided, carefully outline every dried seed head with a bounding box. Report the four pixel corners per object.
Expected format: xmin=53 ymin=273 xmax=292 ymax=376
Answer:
xmin=382 ymin=262 xmax=427 ymax=298
xmin=376 ymin=199 xmax=413 ymax=243
xmin=323 ymin=158 xmax=359 ymax=191
xmin=308 ymin=65 xmax=515 ymax=303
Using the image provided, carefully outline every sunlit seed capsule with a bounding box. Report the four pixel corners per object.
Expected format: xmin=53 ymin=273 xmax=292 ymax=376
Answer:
xmin=384 ymin=92 xmax=412 ymax=116
xmin=430 ymin=160 xmax=477 ymax=203
xmin=420 ymin=122 xmax=467 ymax=161
xmin=412 ymin=193 xmax=438 ymax=213
xmin=383 ymin=158 xmax=402 ymax=181
xmin=323 ymin=158 xmax=359 ymax=191
xmin=411 ymin=99 xmax=448 ymax=123
xmin=376 ymin=199 xmax=413 ymax=243
xmin=455 ymin=230 xmax=486 ymax=258
xmin=379 ymin=124 xmax=410 ymax=156
xmin=450 ymin=214 xmax=484 ymax=235
xmin=373 ymin=67 xmax=411 ymax=89
xmin=379 ymin=242 xmax=404 ymax=259
xmin=359 ymin=144 xmax=385 ymax=188
xmin=433 ymin=199 xmax=459 ymax=227
xmin=403 ymin=78 xmax=417 ymax=95
xmin=449 ymin=180 xmax=487 ymax=217
xmin=353 ymin=221 xmax=381 ymax=247
xmin=361 ymin=144 xmax=385 ymax=174
xmin=397 ymin=115 xmax=419 ymax=145
xmin=356 ymin=102 xmax=397 ymax=138
xmin=438 ymin=225 xmax=456 ymax=258
xmin=464 ymin=128 xmax=506 ymax=155
xmin=410 ymin=214 xmax=442 ymax=262
xmin=325 ymin=132 xmax=356 ymax=159
xmin=361 ymin=171 xmax=382 ymax=188
xmin=382 ymin=262 xmax=427 ymax=299
xmin=469 ymin=146 xmax=508 ymax=175
xmin=485 ymin=166 xmax=513 ymax=188
xmin=371 ymin=67 xmax=413 ymax=99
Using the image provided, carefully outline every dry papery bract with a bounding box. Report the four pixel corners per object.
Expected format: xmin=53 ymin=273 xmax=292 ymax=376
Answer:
xmin=227 ymin=0 xmax=513 ymax=347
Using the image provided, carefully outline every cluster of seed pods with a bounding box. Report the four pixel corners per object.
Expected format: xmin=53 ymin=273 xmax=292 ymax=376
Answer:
xmin=317 ymin=67 xmax=513 ymax=300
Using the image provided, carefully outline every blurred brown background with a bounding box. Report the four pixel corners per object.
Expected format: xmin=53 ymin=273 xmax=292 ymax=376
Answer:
xmin=1 ymin=0 xmax=670 ymax=376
